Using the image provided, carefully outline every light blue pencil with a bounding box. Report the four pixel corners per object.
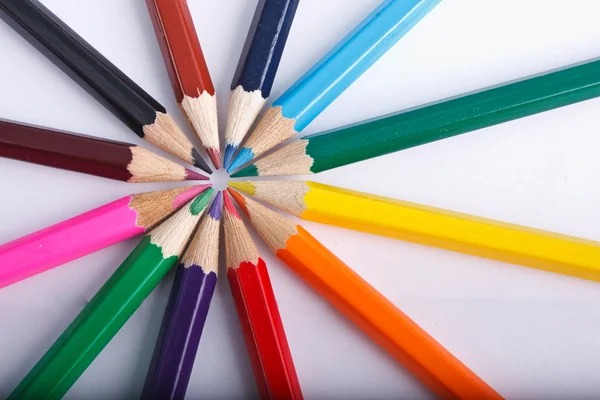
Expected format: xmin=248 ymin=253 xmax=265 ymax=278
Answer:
xmin=228 ymin=0 xmax=441 ymax=172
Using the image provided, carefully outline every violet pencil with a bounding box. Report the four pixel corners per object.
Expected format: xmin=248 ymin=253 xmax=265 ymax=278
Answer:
xmin=141 ymin=192 xmax=222 ymax=400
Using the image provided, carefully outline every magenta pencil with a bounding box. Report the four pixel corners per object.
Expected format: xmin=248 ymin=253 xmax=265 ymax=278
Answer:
xmin=0 ymin=185 xmax=211 ymax=288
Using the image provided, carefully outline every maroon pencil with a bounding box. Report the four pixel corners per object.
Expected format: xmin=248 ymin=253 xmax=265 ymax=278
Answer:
xmin=0 ymin=119 xmax=207 ymax=182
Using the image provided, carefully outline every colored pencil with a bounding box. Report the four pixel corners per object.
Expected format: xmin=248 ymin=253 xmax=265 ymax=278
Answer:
xmin=232 ymin=58 xmax=600 ymax=178
xmin=228 ymin=0 xmax=440 ymax=172
xmin=223 ymin=191 xmax=303 ymax=399
xmin=228 ymin=189 xmax=502 ymax=400
xmin=0 ymin=0 xmax=211 ymax=173
xmin=0 ymin=119 xmax=207 ymax=182
xmin=8 ymin=189 xmax=213 ymax=400
xmin=231 ymin=180 xmax=600 ymax=282
xmin=142 ymin=192 xmax=222 ymax=400
xmin=0 ymin=185 xmax=211 ymax=289
xmin=223 ymin=0 xmax=300 ymax=168
xmin=146 ymin=0 xmax=220 ymax=169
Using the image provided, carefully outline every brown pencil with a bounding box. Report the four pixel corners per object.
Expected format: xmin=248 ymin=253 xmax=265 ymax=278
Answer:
xmin=0 ymin=120 xmax=207 ymax=182
xmin=146 ymin=0 xmax=220 ymax=168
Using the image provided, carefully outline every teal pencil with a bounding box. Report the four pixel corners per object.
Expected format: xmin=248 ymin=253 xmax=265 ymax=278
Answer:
xmin=232 ymin=57 xmax=600 ymax=177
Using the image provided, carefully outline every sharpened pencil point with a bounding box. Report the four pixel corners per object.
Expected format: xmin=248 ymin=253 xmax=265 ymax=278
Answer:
xmin=206 ymin=148 xmax=221 ymax=170
xmin=231 ymin=164 xmax=258 ymax=178
xmin=228 ymin=181 xmax=256 ymax=196
xmin=184 ymin=168 xmax=209 ymax=181
xmin=227 ymin=147 xmax=254 ymax=173
xmin=227 ymin=188 xmax=249 ymax=217
xmin=209 ymin=191 xmax=223 ymax=220
xmin=192 ymin=148 xmax=212 ymax=174
xmin=223 ymin=144 xmax=238 ymax=169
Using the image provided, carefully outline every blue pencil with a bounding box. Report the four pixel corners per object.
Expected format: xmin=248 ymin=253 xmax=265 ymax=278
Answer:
xmin=141 ymin=193 xmax=222 ymax=400
xmin=228 ymin=0 xmax=441 ymax=172
xmin=224 ymin=0 xmax=300 ymax=168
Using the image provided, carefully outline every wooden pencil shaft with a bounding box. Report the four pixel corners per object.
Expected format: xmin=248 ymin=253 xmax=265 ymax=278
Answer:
xmin=227 ymin=259 xmax=303 ymax=400
xmin=8 ymin=192 xmax=212 ymax=400
xmin=254 ymin=181 xmax=600 ymax=282
xmin=142 ymin=195 xmax=221 ymax=399
xmin=231 ymin=0 xmax=300 ymax=97
xmin=0 ymin=0 xmax=164 ymax=136
xmin=0 ymin=185 xmax=210 ymax=288
xmin=228 ymin=190 xmax=500 ymax=399
xmin=8 ymin=236 xmax=181 ymax=400
xmin=305 ymin=58 xmax=600 ymax=173
xmin=278 ymin=227 xmax=501 ymax=400
xmin=142 ymin=265 xmax=217 ymax=400
xmin=0 ymin=119 xmax=136 ymax=181
xmin=145 ymin=0 xmax=214 ymax=100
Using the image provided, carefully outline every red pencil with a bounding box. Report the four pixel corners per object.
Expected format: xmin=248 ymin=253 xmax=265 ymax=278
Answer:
xmin=223 ymin=191 xmax=303 ymax=400
xmin=146 ymin=0 xmax=220 ymax=168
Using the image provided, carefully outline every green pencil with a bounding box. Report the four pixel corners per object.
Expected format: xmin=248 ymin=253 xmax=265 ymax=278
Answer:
xmin=232 ymin=57 xmax=600 ymax=177
xmin=8 ymin=188 xmax=213 ymax=400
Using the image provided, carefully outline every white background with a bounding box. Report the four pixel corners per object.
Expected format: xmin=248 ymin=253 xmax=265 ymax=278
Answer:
xmin=1 ymin=0 xmax=600 ymax=398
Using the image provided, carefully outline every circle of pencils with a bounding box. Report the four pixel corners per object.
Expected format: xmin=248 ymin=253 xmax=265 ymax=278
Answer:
xmin=0 ymin=119 xmax=208 ymax=183
xmin=4 ymin=0 xmax=600 ymax=398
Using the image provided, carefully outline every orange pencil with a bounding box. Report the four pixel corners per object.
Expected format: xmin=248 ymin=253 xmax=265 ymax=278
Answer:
xmin=227 ymin=189 xmax=502 ymax=400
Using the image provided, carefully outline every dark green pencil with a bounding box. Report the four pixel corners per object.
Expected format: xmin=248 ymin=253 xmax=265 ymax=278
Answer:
xmin=232 ymin=57 xmax=600 ymax=177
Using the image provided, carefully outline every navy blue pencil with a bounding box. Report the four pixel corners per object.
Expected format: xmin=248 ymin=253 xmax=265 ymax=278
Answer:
xmin=141 ymin=192 xmax=222 ymax=400
xmin=224 ymin=0 xmax=300 ymax=168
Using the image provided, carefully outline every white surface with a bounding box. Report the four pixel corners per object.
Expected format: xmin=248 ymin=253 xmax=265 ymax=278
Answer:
xmin=1 ymin=0 xmax=600 ymax=398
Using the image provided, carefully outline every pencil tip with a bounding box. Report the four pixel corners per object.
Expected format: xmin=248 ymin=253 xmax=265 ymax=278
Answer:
xmin=223 ymin=144 xmax=237 ymax=169
xmin=206 ymin=148 xmax=221 ymax=169
xmin=228 ymin=181 xmax=256 ymax=196
xmin=208 ymin=191 xmax=223 ymax=220
xmin=184 ymin=168 xmax=209 ymax=181
xmin=226 ymin=188 xmax=249 ymax=217
xmin=230 ymin=163 xmax=258 ymax=178
xmin=222 ymin=190 xmax=241 ymax=218
xmin=173 ymin=184 xmax=212 ymax=208
xmin=192 ymin=148 xmax=212 ymax=174
xmin=227 ymin=147 xmax=254 ymax=173
xmin=190 ymin=188 xmax=214 ymax=216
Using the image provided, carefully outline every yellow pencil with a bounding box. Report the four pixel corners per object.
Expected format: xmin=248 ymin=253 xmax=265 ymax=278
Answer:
xmin=229 ymin=180 xmax=600 ymax=282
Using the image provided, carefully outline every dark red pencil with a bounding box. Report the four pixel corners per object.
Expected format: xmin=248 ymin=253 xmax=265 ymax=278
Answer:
xmin=223 ymin=191 xmax=303 ymax=400
xmin=146 ymin=0 xmax=220 ymax=168
xmin=0 ymin=119 xmax=207 ymax=182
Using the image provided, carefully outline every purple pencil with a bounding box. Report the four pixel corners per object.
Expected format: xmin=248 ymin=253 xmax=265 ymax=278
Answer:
xmin=141 ymin=192 xmax=222 ymax=400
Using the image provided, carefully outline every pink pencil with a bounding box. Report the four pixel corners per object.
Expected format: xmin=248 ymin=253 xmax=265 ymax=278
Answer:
xmin=0 ymin=184 xmax=211 ymax=288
